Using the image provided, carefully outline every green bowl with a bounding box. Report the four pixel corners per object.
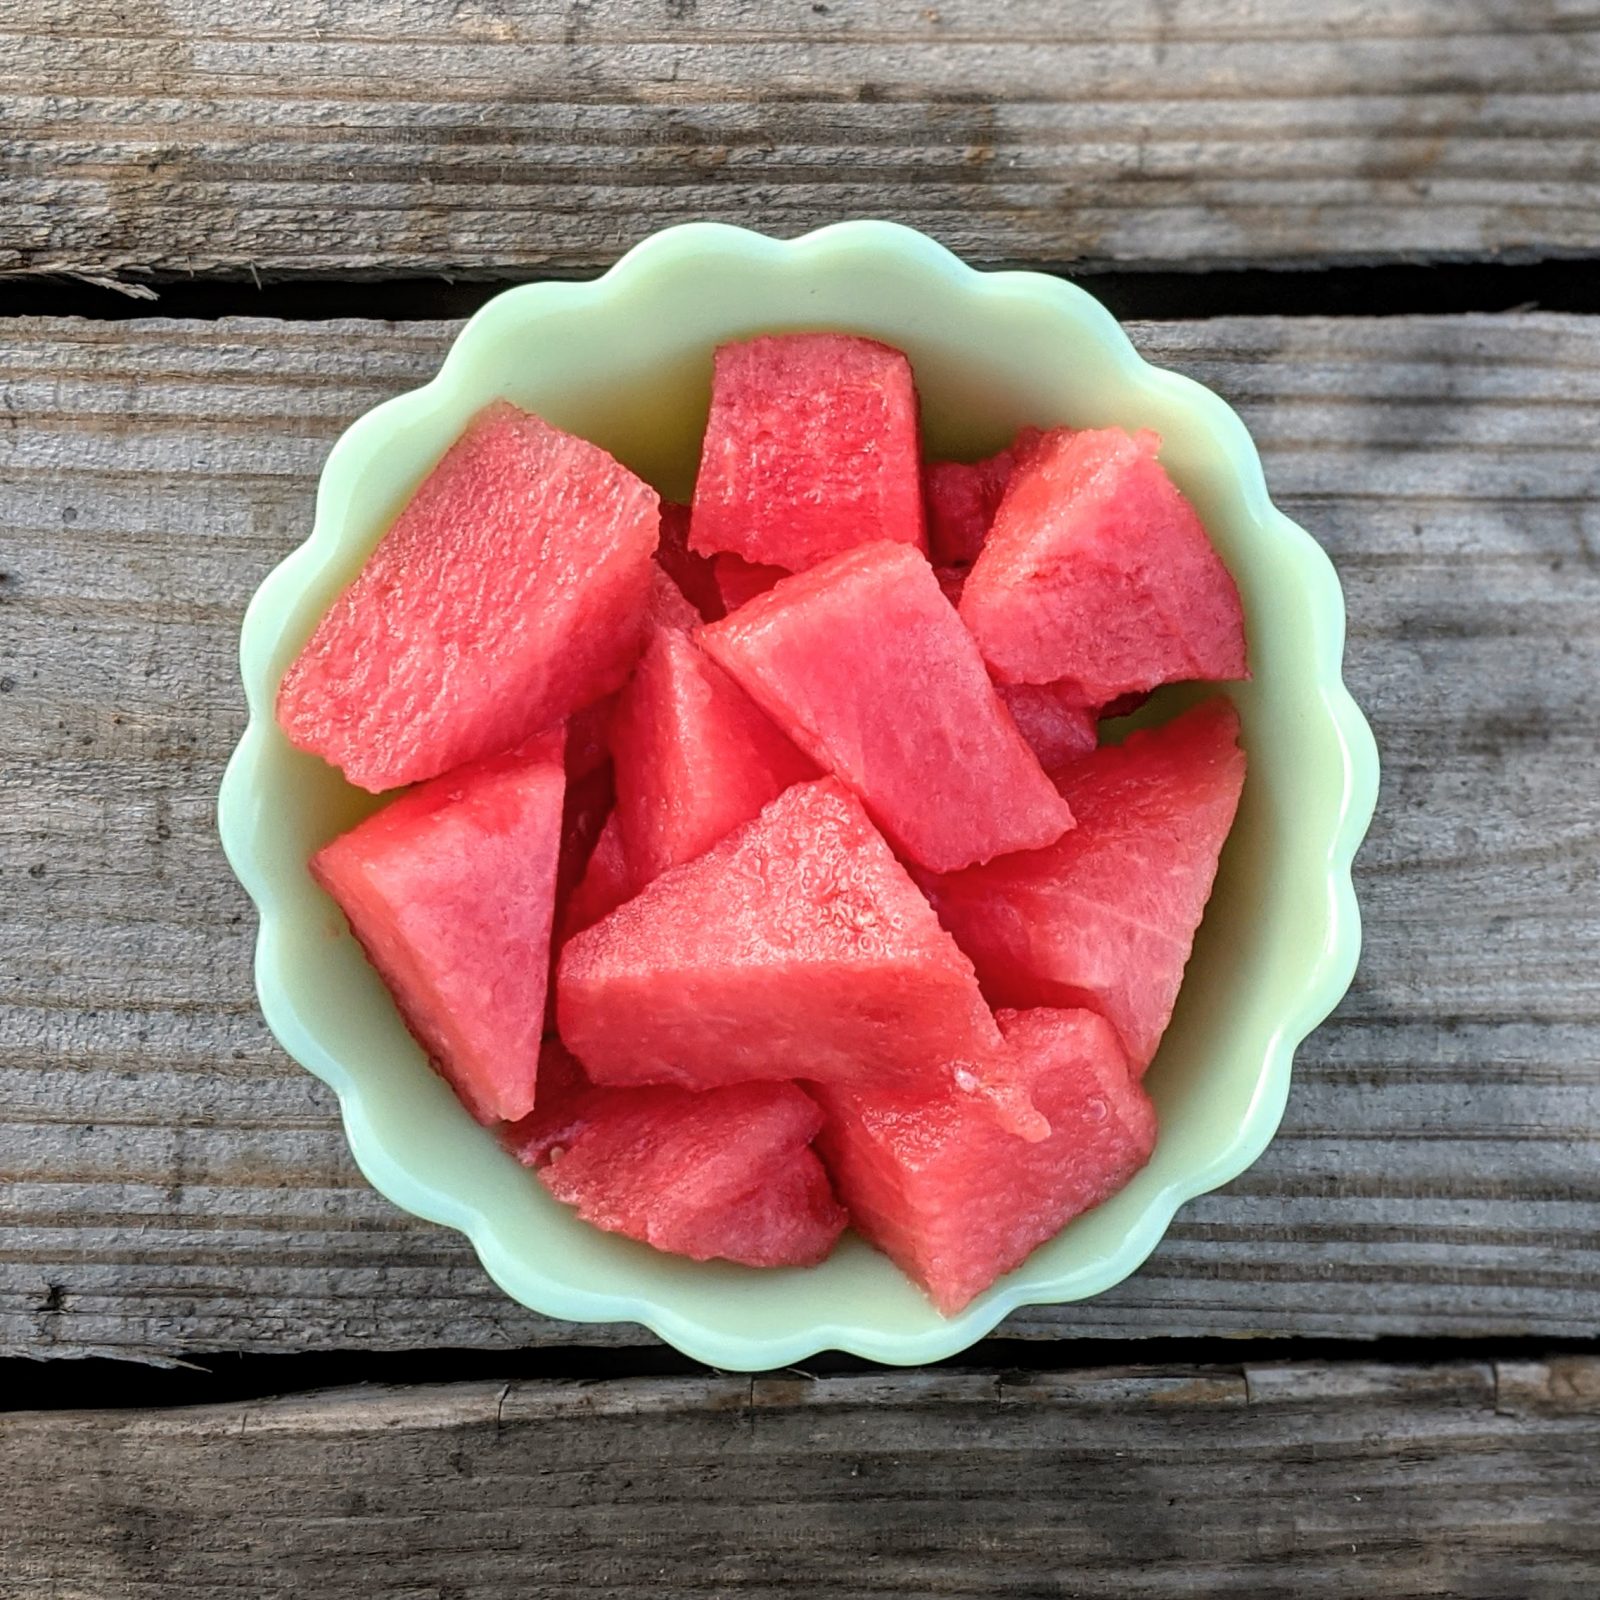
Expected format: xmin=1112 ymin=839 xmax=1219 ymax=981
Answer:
xmin=218 ymin=221 xmax=1378 ymax=1368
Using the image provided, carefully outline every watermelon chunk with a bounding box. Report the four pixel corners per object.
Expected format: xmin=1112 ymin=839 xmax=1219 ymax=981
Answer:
xmin=959 ymin=427 xmax=1248 ymax=701
xmin=654 ymin=501 xmax=725 ymax=622
xmin=278 ymin=401 xmax=659 ymax=792
xmin=922 ymin=426 xmax=1044 ymax=568
xmin=701 ymin=541 xmax=1074 ymax=873
xmin=311 ymin=731 xmax=566 ymax=1123
xmin=558 ymin=778 xmax=1033 ymax=1123
xmin=504 ymin=1044 xmax=844 ymax=1267
xmin=610 ymin=626 xmax=816 ymax=885
xmin=712 ymin=552 xmax=787 ymax=615
xmin=995 ymin=682 xmax=1099 ymax=775
xmin=924 ymin=700 xmax=1246 ymax=1072
xmin=813 ymin=1007 xmax=1156 ymax=1313
xmin=690 ymin=333 xmax=926 ymax=571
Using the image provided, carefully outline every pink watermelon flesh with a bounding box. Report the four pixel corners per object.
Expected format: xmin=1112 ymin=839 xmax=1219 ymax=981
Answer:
xmin=559 ymin=810 xmax=634 ymax=943
xmin=713 ymin=552 xmax=788 ymax=614
xmin=995 ymin=682 xmax=1099 ymax=775
xmin=311 ymin=730 xmax=566 ymax=1123
xmin=558 ymin=777 xmax=1042 ymax=1131
xmin=278 ymin=401 xmax=659 ymax=791
xmin=813 ymin=1007 xmax=1156 ymax=1314
xmin=690 ymin=333 xmax=926 ymax=571
xmin=655 ymin=501 xmax=725 ymax=622
xmin=504 ymin=1044 xmax=844 ymax=1267
xmin=700 ymin=540 xmax=1075 ymax=873
xmin=922 ymin=426 xmax=1045 ymax=568
xmin=960 ymin=427 xmax=1248 ymax=701
xmin=923 ymin=699 xmax=1246 ymax=1072
xmin=610 ymin=625 xmax=816 ymax=886
xmin=648 ymin=563 xmax=703 ymax=633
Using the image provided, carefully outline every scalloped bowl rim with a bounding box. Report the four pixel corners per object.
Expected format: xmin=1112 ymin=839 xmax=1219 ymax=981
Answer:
xmin=218 ymin=221 xmax=1379 ymax=1368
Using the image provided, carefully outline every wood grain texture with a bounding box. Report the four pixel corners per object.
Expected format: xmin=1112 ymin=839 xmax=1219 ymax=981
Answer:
xmin=5 ymin=1361 xmax=1599 ymax=1597
xmin=5 ymin=0 xmax=1600 ymax=282
xmin=1 ymin=312 xmax=1598 ymax=1360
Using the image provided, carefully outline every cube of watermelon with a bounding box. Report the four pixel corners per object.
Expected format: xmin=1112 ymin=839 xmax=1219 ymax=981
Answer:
xmin=922 ymin=426 xmax=1044 ymax=568
xmin=654 ymin=501 xmax=725 ymax=622
xmin=813 ymin=1007 xmax=1156 ymax=1313
xmin=311 ymin=731 xmax=566 ymax=1124
xmin=558 ymin=778 xmax=1041 ymax=1129
xmin=924 ymin=700 xmax=1247 ymax=1072
xmin=610 ymin=626 xmax=816 ymax=886
xmin=278 ymin=402 xmax=659 ymax=792
xmin=503 ymin=1044 xmax=844 ymax=1267
xmin=700 ymin=541 xmax=1075 ymax=873
xmin=959 ymin=427 xmax=1248 ymax=702
xmin=712 ymin=552 xmax=788 ymax=615
xmin=690 ymin=333 xmax=926 ymax=571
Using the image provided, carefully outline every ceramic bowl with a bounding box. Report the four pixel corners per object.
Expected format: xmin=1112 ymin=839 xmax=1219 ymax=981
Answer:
xmin=218 ymin=221 xmax=1379 ymax=1368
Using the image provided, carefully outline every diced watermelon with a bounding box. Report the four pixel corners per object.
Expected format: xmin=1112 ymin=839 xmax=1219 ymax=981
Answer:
xmin=812 ymin=1007 xmax=1156 ymax=1313
xmin=923 ymin=700 xmax=1246 ymax=1072
xmin=554 ymin=762 xmax=614 ymax=910
xmin=700 ymin=541 xmax=1075 ymax=873
xmin=713 ymin=552 xmax=787 ymax=615
xmin=278 ymin=401 xmax=659 ymax=791
xmin=934 ymin=566 xmax=969 ymax=608
xmin=504 ymin=1044 xmax=844 ymax=1267
xmin=311 ymin=731 xmax=566 ymax=1123
xmin=558 ymin=778 xmax=1035 ymax=1124
xmin=610 ymin=626 xmax=816 ymax=885
xmin=690 ymin=333 xmax=926 ymax=571
xmin=559 ymin=811 xmax=634 ymax=942
xmin=922 ymin=426 xmax=1044 ymax=567
xmin=959 ymin=427 xmax=1248 ymax=702
xmin=654 ymin=501 xmax=725 ymax=622
xmin=995 ymin=682 xmax=1099 ymax=775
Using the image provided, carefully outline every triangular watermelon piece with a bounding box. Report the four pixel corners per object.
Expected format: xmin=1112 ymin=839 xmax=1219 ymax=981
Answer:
xmin=654 ymin=501 xmax=725 ymax=622
xmin=923 ymin=700 xmax=1247 ymax=1072
xmin=812 ymin=1007 xmax=1156 ymax=1313
xmin=690 ymin=333 xmax=926 ymax=571
xmin=922 ymin=426 xmax=1044 ymax=567
xmin=701 ymin=541 xmax=1074 ymax=873
xmin=558 ymin=777 xmax=1028 ymax=1116
xmin=610 ymin=625 xmax=816 ymax=885
xmin=311 ymin=730 xmax=566 ymax=1123
xmin=278 ymin=401 xmax=659 ymax=791
xmin=504 ymin=1044 xmax=844 ymax=1267
xmin=960 ymin=427 xmax=1248 ymax=701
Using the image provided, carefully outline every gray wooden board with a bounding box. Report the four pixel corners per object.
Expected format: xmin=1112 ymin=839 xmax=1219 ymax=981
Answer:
xmin=5 ymin=0 xmax=1600 ymax=282
xmin=4 ymin=1360 xmax=1599 ymax=1597
xmin=1 ymin=312 xmax=1598 ymax=1361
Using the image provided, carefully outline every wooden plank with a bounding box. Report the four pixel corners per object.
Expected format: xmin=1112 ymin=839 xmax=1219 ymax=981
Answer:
xmin=1 ymin=312 xmax=1598 ymax=1360
xmin=5 ymin=0 xmax=1600 ymax=282
xmin=4 ymin=1360 xmax=1599 ymax=1596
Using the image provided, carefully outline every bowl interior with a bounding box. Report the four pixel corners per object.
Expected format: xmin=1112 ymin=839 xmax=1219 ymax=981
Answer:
xmin=226 ymin=224 xmax=1371 ymax=1366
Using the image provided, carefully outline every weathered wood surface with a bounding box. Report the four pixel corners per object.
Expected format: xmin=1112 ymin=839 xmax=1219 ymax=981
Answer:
xmin=2 ymin=312 xmax=1596 ymax=1360
xmin=4 ymin=1361 xmax=1599 ymax=1597
xmin=6 ymin=0 xmax=1600 ymax=285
